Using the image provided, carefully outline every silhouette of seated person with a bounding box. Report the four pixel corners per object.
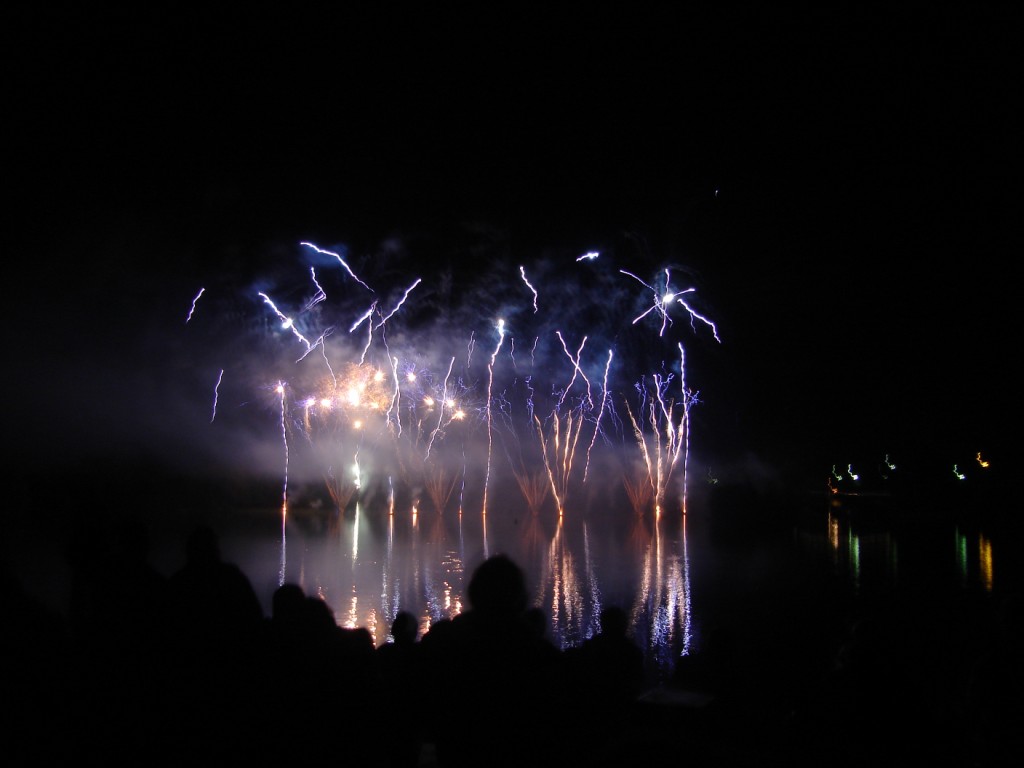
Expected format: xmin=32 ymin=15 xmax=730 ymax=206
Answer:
xmin=66 ymin=513 xmax=169 ymax=665
xmin=258 ymin=583 xmax=308 ymax=690
xmin=556 ymin=605 xmax=648 ymax=763
xmin=523 ymin=604 xmax=549 ymax=641
xmin=163 ymin=524 xmax=264 ymax=759
xmin=3 ymin=558 xmax=75 ymax=764
xmin=568 ymin=605 xmax=645 ymax=708
xmin=63 ymin=513 xmax=171 ymax=762
xmin=376 ymin=609 xmax=420 ymax=686
xmin=670 ymin=621 xmax=737 ymax=697
xmin=375 ymin=610 xmax=424 ymax=768
xmin=421 ymin=553 xmax=565 ymax=768
xmin=257 ymin=583 xmax=319 ymax=759
xmin=258 ymin=583 xmax=377 ymax=761
xmin=301 ymin=592 xmax=376 ymax=692
xmin=166 ymin=524 xmax=264 ymax=643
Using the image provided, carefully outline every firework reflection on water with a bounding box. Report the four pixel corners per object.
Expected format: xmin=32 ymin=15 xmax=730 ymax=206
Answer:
xmin=242 ymin=497 xmax=697 ymax=682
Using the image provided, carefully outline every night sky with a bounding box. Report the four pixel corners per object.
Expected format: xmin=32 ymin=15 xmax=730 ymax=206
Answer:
xmin=8 ymin=6 xmax=1015 ymax=504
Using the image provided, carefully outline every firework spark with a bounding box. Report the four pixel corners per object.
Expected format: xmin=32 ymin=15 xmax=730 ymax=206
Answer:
xmin=520 ymin=266 xmax=539 ymax=313
xmin=621 ymin=268 xmax=721 ymax=342
xmin=301 ymin=241 xmax=374 ymax=292
xmin=210 ymin=369 xmax=224 ymax=423
xmin=186 ymin=287 xmax=205 ymax=323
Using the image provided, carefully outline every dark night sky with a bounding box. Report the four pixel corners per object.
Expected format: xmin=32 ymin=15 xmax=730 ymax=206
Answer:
xmin=7 ymin=5 xmax=1016 ymax=501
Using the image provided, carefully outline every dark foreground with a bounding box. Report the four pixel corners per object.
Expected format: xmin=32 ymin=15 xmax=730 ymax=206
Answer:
xmin=3 ymin=508 xmax=1020 ymax=768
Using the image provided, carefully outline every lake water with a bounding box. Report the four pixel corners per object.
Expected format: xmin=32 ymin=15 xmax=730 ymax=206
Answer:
xmin=6 ymin=478 xmax=1012 ymax=689
xmin=5 ymin=476 xmax=1016 ymax=765
xmin=92 ymin=480 xmax=1010 ymax=691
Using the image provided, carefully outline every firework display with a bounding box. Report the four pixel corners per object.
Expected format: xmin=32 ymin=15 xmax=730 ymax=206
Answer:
xmin=184 ymin=239 xmax=721 ymax=529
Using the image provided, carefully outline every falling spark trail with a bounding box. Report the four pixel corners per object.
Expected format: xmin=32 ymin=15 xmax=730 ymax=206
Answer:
xmin=349 ymin=302 xmax=378 ymax=333
xmin=555 ymin=332 xmax=592 ymax=409
xmin=582 ymin=350 xmax=614 ymax=482
xmin=482 ymin=319 xmax=507 ymax=515
xmin=259 ymin=292 xmax=313 ymax=351
xmin=674 ymin=296 xmax=721 ymax=343
xmin=466 ymin=332 xmax=476 ymax=369
xmin=300 ymin=241 xmax=374 ymax=292
xmin=490 ymin=320 xmax=506 ymax=366
xmin=306 ymin=267 xmax=327 ymax=309
xmin=210 ymin=369 xmax=224 ymax=423
xmin=186 ymin=288 xmax=205 ymax=323
xmin=425 ymin=356 xmax=456 ymax=459
xmin=357 ymin=307 xmax=377 ymax=363
xmin=520 ymin=266 xmax=539 ymax=313
xmin=375 ymin=278 xmax=423 ymax=328
xmin=309 ymin=334 xmax=337 ymax=385
xmin=295 ymin=332 xmax=327 ymax=363
xmin=386 ymin=355 xmax=402 ymax=435
xmin=678 ymin=344 xmax=693 ymax=515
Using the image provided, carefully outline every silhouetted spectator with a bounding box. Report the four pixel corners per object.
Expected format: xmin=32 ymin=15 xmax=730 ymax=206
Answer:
xmin=417 ymin=613 xmax=455 ymax=748
xmin=573 ymin=605 xmax=645 ymax=702
xmin=2 ymin=558 xmax=75 ymax=764
xmin=523 ymin=604 xmax=550 ymax=641
xmin=375 ymin=610 xmax=423 ymax=767
xmin=421 ymin=553 xmax=567 ymax=768
xmin=670 ymin=620 xmax=737 ymax=696
xmin=164 ymin=525 xmax=264 ymax=663
xmin=258 ymin=582 xmax=313 ymax=699
xmin=302 ymin=593 xmax=376 ymax=694
xmin=272 ymin=581 xmax=307 ymax=624
xmin=163 ymin=524 xmax=264 ymax=761
xmin=256 ymin=583 xmax=318 ymax=760
xmin=63 ymin=513 xmax=171 ymax=762
xmin=387 ymin=609 xmax=419 ymax=646
xmin=563 ymin=603 xmax=646 ymax=757
xmin=255 ymin=584 xmax=377 ymax=762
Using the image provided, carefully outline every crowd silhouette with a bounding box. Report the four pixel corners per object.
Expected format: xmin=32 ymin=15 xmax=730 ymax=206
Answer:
xmin=1 ymin=521 xmax=659 ymax=767
xmin=2 ymin=516 xmax=1019 ymax=767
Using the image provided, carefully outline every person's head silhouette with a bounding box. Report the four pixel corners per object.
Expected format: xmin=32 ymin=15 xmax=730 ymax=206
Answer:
xmin=467 ymin=553 xmax=528 ymax=616
xmin=389 ymin=610 xmax=417 ymax=645
xmin=600 ymin=606 xmax=629 ymax=637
